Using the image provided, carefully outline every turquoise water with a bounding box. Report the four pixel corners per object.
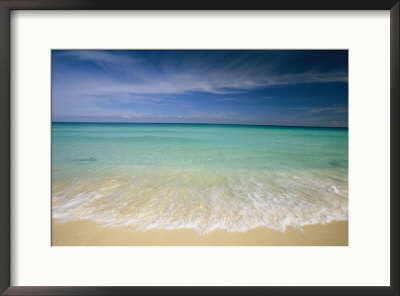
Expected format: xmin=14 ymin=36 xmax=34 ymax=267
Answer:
xmin=52 ymin=123 xmax=348 ymax=233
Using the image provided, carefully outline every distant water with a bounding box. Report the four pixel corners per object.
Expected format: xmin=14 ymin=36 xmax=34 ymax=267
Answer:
xmin=52 ymin=122 xmax=348 ymax=233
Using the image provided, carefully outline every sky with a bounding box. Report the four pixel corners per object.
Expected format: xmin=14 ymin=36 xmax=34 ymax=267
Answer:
xmin=52 ymin=50 xmax=348 ymax=127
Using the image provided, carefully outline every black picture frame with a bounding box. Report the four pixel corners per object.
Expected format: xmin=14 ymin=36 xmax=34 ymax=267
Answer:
xmin=0 ymin=1 xmax=398 ymax=295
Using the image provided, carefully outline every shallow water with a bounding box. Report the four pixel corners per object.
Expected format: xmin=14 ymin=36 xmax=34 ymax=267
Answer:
xmin=52 ymin=123 xmax=348 ymax=233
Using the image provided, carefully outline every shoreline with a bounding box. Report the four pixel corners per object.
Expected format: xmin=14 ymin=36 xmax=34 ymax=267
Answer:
xmin=52 ymin=219 xmax=348 ymax=246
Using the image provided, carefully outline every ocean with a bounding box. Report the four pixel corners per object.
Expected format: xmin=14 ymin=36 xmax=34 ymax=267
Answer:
xmin=52 ymin=122 xmax=348 ymax=234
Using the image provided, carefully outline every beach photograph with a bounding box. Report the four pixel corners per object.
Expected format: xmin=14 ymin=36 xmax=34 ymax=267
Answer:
xmin=51 ymin=50 xmax=348 ymax=246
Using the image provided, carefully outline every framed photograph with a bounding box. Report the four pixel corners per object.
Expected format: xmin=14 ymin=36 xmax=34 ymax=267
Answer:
xmin=0 ymin=0 xmax=398 ymax=295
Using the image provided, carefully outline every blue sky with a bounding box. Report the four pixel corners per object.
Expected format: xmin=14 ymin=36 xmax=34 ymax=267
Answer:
xmin=52 ymin=50 xmax=348 ymax=127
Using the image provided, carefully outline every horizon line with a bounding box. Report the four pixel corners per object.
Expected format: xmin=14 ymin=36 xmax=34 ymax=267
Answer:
xmin=52 ymin=121 xmax=348 ymax=129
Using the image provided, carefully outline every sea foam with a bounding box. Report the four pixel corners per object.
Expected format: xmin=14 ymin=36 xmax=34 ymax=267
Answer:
xmin=52 ymin=166 xmax=348 ymax=234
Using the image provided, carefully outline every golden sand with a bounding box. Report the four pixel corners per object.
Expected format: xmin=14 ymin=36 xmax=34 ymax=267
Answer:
xmin=52 ymin=219 xmax=348 ymax=246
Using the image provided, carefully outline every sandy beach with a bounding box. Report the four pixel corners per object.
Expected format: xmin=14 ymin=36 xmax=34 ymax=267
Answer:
xmin=52 ymin=219 xmax=348 ymax=246
xmin=51 ymin=51 xmax=349 ymax=248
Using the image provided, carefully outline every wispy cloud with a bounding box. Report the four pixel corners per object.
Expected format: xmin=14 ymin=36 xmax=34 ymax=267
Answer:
xmin=53 ymin=50 xmax=347 ymax=100
xmin=56 ymin=50 xmax=142 ymax=66
xmin=294 ymin=106 xmax=348 ymax=114
xmin=55 ymin=68 xmax=347 ymax=98
xmin=52 ymin=50 xmax=348 ymax=127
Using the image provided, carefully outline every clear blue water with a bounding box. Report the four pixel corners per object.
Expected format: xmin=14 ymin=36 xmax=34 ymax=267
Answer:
xmin=52 ymin=122 xmax=348 ymax=233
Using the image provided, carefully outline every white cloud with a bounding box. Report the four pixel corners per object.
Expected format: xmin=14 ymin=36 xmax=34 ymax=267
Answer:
xmin=294 ymin=106 xmax=348 ymax=114
xmin=55 ymin=69 xmax=347 ymax=100
xmin=56 ymin=50 xmax=141 ymax=66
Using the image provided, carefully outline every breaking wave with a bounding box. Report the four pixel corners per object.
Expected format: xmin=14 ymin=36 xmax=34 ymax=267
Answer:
xmin=52 ymin=166 xmax=348 ymax=234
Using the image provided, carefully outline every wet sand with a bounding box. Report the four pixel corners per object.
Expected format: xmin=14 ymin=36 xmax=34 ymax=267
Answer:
xmin=52 ymin=219 xmax=348 ymax=246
